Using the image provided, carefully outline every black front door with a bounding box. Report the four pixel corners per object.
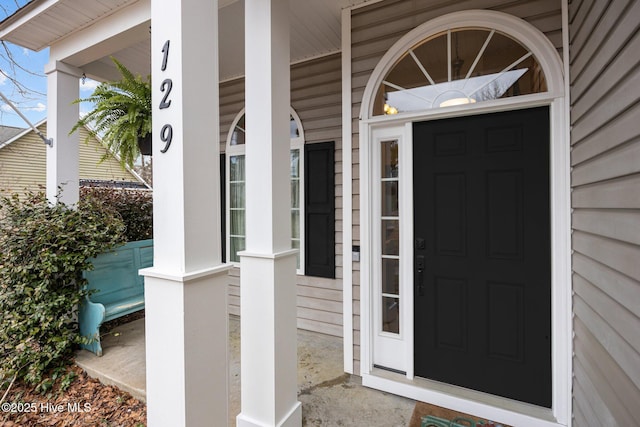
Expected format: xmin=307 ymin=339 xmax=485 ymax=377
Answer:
xmin=413 ymin=107 xmax=551 ymax=408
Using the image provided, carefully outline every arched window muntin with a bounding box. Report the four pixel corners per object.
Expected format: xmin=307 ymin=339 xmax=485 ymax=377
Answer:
xmin=373 ymin=27 xmax=547 ymax=116
xmin=226 ymin=108 xmax=305 ymax=273
xmin=361 ymin=10 xmax=565 ymax=121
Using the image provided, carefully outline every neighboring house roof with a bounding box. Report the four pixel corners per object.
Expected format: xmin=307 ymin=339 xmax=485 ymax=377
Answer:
xmin=0 ymin=119 xmax=150 ymax=196
xmin=0 ymin=125 xmax=24 ymax=144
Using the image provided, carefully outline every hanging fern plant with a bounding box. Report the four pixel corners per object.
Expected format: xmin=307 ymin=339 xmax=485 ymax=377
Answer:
xmin=71 ymin=57 xmax=152 ymax=168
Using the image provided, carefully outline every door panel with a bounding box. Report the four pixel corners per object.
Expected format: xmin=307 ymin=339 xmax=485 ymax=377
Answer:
xmin=413 ymin=107 xmax=551 ymax=408
xmin=487 ymin=170 xmax=523 ymax=260
xmin=434 ymin=173 xmax=467 ymax=256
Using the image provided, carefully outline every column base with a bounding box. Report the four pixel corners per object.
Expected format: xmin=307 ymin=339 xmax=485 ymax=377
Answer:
xmin=237 ymin=249 xmax=301 ymax=427
xmin=236 ymin=402 xmax=302 ymax=427
xmin=142 ymin=263 xmax=232 ymax=427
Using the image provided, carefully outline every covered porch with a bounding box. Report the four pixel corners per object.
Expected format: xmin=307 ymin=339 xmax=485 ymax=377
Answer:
xmin=8 ymin=1 xmax=640 ymax=426
xmin=75 ymin=315 xmax=416 ymax=426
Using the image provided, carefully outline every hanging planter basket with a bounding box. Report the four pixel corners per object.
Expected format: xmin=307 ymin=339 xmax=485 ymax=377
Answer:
xmin=71 ymin=58 xmax=152 ymax=168
xmin=138 ymin=133 xmax=152 ymax=156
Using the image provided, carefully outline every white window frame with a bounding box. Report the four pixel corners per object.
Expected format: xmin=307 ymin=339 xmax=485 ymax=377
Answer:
xmin=226 ymin=108 xmax=306 ymax=274
xmin=371 ymin=126 xmax=409 ymax=373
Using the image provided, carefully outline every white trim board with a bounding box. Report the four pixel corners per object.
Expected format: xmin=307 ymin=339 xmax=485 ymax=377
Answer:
xmin=341 ymin=6 xmax=354 ymax=374
xmin=363 ymin=371 xmax=564 ymax=427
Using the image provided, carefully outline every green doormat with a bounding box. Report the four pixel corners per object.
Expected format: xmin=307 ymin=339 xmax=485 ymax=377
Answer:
xmin=409 ymin=402 xmax=512 ymax=427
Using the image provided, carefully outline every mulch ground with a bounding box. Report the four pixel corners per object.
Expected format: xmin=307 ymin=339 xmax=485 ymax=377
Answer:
xmin=1 ymin=314 xmax=147 ymax=427
xmin=0 ymin=365 xmax=146 ymax=427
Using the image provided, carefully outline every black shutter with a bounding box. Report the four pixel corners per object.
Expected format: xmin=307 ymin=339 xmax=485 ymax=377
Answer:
xmin=220 ymin=153 xmax=226 ymax=263
xmin=305 ymin=141 xmax=335 ymax=278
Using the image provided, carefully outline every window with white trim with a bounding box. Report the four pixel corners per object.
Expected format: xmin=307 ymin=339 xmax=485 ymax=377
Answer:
xmin=226 ymin=110 xmax=305 ymax=272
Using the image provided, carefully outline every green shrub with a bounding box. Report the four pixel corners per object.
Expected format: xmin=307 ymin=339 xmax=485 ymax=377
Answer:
xmin=0 ymin=192 xmax=125 ymax=392
xmin=80 ymin=186 xmax=153 ymax=241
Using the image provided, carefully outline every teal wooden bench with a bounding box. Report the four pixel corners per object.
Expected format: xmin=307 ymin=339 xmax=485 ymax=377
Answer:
xmin=79 ymin=239 xmax=153 ymax=356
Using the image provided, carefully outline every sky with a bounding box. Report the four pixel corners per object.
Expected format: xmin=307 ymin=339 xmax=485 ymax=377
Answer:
xmin=0 ymin=0 xmax=98 ymax=129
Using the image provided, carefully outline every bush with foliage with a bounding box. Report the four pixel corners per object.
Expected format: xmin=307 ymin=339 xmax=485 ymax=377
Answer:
xmin=80 ymin=186 xmax=153 ymax=241
xmin=0 ymin=192 xmax=125 ymax=394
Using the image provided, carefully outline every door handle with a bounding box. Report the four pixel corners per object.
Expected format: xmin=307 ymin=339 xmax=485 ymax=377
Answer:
xmin=416 ymin=255 xmax=425 ymax=296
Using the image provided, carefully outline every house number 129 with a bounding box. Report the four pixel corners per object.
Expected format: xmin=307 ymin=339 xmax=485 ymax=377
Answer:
xmin=159 ymin=40 xmax=173 ymax=153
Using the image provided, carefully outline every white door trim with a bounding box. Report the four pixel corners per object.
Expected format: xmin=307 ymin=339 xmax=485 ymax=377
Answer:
xmin=341 ymin=5 xmax=354 ymax=374
xmin=358 ymin=10 xmax=571 ymax=427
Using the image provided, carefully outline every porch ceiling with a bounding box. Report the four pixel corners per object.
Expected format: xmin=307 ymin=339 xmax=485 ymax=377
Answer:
xmin=0 ymin=0 xmax=360 ymax=82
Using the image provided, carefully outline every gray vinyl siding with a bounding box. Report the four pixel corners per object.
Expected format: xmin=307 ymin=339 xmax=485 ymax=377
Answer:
xmin=569 ymin=0 xmax=640 ymax=425
xmin=349 ymin=0 xmax=562 ymax=376
xmin=219 ymin=53 xmax=344 ymax=337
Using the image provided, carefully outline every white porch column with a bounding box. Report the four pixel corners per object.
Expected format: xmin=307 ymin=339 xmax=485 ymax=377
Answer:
xmin=142 ymin=0 xmax=231 ymax=426
xmin=236 ymin=0 xmax=301 ymax=426
xmin=45 ymin=61 xmax=81 ymax=205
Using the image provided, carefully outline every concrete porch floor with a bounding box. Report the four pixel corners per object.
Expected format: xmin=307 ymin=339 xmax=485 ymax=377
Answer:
xmin=75 ymin=316 xmax=416 ymax=426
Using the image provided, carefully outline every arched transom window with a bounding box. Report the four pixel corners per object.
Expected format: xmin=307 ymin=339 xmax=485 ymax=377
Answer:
xmin=374 ymin=28 xmax=547 ymax=115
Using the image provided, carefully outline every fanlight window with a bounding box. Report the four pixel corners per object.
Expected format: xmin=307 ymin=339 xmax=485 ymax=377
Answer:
xmin=374 ymin=28 xmax=547 ymax=115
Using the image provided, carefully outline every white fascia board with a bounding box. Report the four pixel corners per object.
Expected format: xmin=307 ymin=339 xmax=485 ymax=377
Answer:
xmin=0 ymin=0 xmax=58 ymax=48
xmin=48 ymin=0 xmax=150 ymax=66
